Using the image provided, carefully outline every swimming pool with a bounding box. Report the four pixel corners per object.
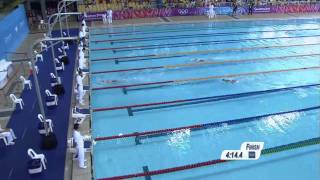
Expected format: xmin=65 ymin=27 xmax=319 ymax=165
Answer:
xmin=89 ymin=18 xmax=320 ymax=180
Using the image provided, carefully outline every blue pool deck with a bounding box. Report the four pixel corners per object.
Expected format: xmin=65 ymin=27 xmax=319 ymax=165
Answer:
xmin=0 ymin=29 xmax=78 ymax=180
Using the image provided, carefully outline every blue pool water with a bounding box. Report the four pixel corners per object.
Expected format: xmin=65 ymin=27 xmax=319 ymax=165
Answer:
xmin=89 ymin=18 xmax=320 ymax=180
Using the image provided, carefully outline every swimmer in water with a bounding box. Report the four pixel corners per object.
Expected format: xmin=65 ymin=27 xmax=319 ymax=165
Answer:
xmin=222 ymin=79 xmax=238 ymax=83
xmin=100 ymin=80 xmax=118 ymax=84
xmin=192 ymin=58 xmax=206 ymax=63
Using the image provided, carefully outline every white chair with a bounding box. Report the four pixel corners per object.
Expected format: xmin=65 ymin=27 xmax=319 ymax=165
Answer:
xmin=0 ymin=127 xmax=16 ymax=146
xmin=72 ymin=107 xmax=88 ymax=124
xmin=50 ymin=73 xmax=58 ymax=87
xmin=62 ymin=42 xmax=69 ymax=50
xmin=20 ymin=76 xmax=32 ymax=90
xmin=40 ymin=42 xmax=47 ymax=51
xmin=54 ymin=58 xmax=64 ymax=71
xmin=34 ymin=65 xmax=39 ymax=74
xmin=10 ymin=94 xmax=24 ymax=110
xmin=28 ymin=62 xmax=39 ymax=74
xmin=27 ymin=148 xmax=47 ymax=170
xmin=0 ymin=134 xmax=9 ymax=146
xmin=37 ymin=114 xmax=53 ymax=134
xmin=45 ymin=89 xmax=58 ymax=106
xmin=36 ymin=53 xmax=43 ymax=62
xmin=58 ymin=48 xmax=66 ymax=59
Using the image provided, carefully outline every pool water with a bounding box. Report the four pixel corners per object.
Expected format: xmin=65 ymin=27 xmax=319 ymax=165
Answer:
xmin=89 ymin=18 xmax=320 ymax=180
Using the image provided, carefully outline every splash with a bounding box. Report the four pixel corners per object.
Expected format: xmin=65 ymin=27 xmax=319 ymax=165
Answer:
xmin=294 ymin=88 xmax=309 ymax=98
xmin=260 ymin=112 xmax=301 ymax=134
xmin=167 ymin=129 xmax=191 ymax=153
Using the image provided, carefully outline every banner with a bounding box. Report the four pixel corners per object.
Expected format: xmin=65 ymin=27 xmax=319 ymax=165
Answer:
xmin=253 ymin=6 xmax=271 ymax=13
xmin=82 ymin=4 xmax=320 ymax=21
xmin=271 ymin=4 xmax=320 ymax=13
xmin=82 ymin=7 xmax=232 ymax=21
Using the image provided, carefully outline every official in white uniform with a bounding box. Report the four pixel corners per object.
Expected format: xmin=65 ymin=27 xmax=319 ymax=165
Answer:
xmin=76 ymin=73 xmax=83 ymax=86
xmin=102 ymin=13 xmax=107 ymax=24
xmin=78 ymin=50 xmax=87 ymax=70
xmin=73 ymin=124 xmax=86 ymax=168
xmin=82 ymin=24 xmax=87 ymax=37
xmin=79 ymin=29 xmax=85 ymax=42
xmin=79 ymin=49 xmax=85 ymax=59
xmin=208 ymin=3 xmax=216 ymax=19
xmin=75 ymin=83 xmax=85 ymax=105
xmin=107 ymin=9 xmax=113 ymax=24
xmin=82 ymin=18 xmax=86 ymax=27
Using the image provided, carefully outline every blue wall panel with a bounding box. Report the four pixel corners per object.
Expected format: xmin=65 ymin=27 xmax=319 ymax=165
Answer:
xmin=0 ymin=5 xmax=29 ymax=59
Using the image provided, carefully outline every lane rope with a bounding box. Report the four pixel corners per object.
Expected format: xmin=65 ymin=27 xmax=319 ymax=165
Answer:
xmin=91 ymin=53 xmax=320 ymax=74
xmin=91 ymin=34 xmax=320 ymax=52
xmin=93 ymin=84 xmax=320 ymax=113
xmin=91 ymin=28 xmax=320 ymax=44
xmin=90 ymin=22 xmax=319 ymax=36
xmin=94 ymin=106 xmax=320 ymax=141
xmin=91 ymin=66 xmax=320 ymax=91
xmin=96 ymin=137 xmax=320 ymax=180
xmin=90 ymin=42 xmax=320 ymax=62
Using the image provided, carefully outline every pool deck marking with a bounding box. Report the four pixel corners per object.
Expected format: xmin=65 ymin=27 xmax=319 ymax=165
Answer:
xmin=31 ymin=99 xmax=37 ymax=113
xmin=91 ymin=66 xmax=320 ymax=91
xmin=8 ymin=168 xmax=13 ymax=180
xmin=287 ymin=13 xmax=298 ymax=18
xmin=89 ymin=21 xmax=319 ymax=36
xmin=21 ymin=127 xmax=28 ymax=140
xmin=160 ymin=17 xmax=171 ymax=23
xmin=159 ymin=17 xmax=166 ymax=23
xmin=90 ymin=42 xmax=320 ymax=62
xmin=229 ymin=15 xmax=240 ymax=19
xmin=96 ymin=137 xmax=320 ymax=180
xmin=94 ymin=106 xmax=320 ymax=141
xmin=91 ymin=53 xmax=320 ymax=74
xmin=90 ymin=27 xmax=320 ymax=44
xmin=91 ymin=33 xmax=320 ymax=53
xmin=93 ymin=83 xmax=320 ymax=114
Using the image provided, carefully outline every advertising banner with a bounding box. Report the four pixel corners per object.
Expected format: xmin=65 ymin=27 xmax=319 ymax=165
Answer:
xmin=81 ymin=4 xmax=320 ymax=21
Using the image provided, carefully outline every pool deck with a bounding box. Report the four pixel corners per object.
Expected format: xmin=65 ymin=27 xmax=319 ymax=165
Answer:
xmin=1 ymin=12 xmax=319 ymax=180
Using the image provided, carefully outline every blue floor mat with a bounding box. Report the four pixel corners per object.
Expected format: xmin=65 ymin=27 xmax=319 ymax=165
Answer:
xmin=0 ymin=29 xmax=79 ymax=180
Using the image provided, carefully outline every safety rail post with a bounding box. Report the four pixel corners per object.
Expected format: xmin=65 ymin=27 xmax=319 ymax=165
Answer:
xmin=46 ymin=11 xmax=82 ymax=83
